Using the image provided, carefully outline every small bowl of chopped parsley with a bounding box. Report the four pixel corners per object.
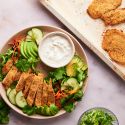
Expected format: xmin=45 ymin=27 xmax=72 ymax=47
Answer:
xmin=78 ymin=107 xmax=119 ymax=125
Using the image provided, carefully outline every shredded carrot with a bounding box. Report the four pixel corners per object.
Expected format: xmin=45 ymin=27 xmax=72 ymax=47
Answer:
xmin=10 ymin=35 xmax=26 ymax=58
xmin=55 ymin=90 xmax=62 ymax=99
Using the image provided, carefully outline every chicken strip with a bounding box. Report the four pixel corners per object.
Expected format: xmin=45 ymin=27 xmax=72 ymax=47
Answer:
xmin=35 ymin=74 xmax=44 ymax=106
xmin=87 ymin=0 xmax=122 ymax=19
xmin=101 ymin=8 xmax=125 ymax=25
xmin=41 ymin=81 xmax=48 ymax=106
xmin=34 ymin=83 xmax=43 ymax=106
xmin=23 ymin=74 xmax=35 ymax=98
xmin=16 ymin=72 xmax=29 ymax=92
xmin=13 ymin=71 xmax=22 ymax=81
xmin=2 ymin=59 xmax=13 ymax=75
xmin=102 ymin=29 xmax=125 ymax=64
xmin=2 ymin=66 xmax=18 ymax=89
xmin=47 ymin=79 xmax=55 ymax=106
xmin=27 ymin=75 xmax=41 ymax=106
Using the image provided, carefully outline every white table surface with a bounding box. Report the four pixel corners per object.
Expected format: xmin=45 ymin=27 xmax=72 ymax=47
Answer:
xmin=0 ymin=0 xmax=124 ymax=125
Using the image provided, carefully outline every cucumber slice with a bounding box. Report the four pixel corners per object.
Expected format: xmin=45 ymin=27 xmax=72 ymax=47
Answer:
xmin=61 ymin=78 xmax=80 ymax=91
xmin=7 ymin=88 xmax=11 ymax=97
xmin=32 ymin=28 xmax=43 ymax=45
xmin=26 ymin=35 xmax=32 ymax=42
xmin=8 ymin=89 xmax=17 ymax=105
xmin=15 ymin=91 xmax=27 ymax=108
xmin=28 ymin=30 xmax=33 ymax=36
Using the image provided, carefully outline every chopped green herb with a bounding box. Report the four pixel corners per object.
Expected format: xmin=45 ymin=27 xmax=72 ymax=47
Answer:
xmin=15 ymin=57 xmax=39 ymax=72
xmin=63 ymin=102 xmax=75 ymax=113
xmin=73 ymin=90 xmax=84 ymax=101
xmin=0 ymin=99 xmax=10 ymax=124
xmin=23 ymin=105 xmax=36 ymax=115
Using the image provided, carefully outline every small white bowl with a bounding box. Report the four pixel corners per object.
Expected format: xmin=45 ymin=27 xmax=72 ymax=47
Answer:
xmin=38 ymin=31 xmax=75 ymax=68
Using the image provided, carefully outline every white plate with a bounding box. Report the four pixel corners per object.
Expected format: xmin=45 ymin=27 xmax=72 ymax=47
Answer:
xmin=0 ymin=25 xmax=88 ymax=119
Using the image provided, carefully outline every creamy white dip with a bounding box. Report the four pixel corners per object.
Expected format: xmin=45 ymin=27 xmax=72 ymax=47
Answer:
xmin=39 ymin=33 xmax=75 ymax=68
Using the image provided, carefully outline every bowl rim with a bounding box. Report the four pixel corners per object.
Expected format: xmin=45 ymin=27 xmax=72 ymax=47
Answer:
xmin=0 ymin=25 xmax=89 ymax=119
xmin=38 ymin=31 xmax=75 ymax=68
xmin=78 ymin=107 xmax=119 ymax=125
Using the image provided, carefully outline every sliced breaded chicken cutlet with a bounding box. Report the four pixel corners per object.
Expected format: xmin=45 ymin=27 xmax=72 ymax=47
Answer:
xmin=26 ymin=75 xmax=41 ymax=106
xmin=23 ymin=74 xmax=35 ymax=98
xmin=87 ymin=0 xmax=122 ymax=19
xmin=47 ymin=79 xmax=55 ymax=106
xmin=35 ymin=73 xmax=44 ymax=106
xmin=13 ymin=71 xmax=22 ymax=81
xmin=102 ymin=29 xmax=125 ymax=64
xmin=16 ymin=72 xmax=30 ymax=92
xmin=41 ymin=81 xmax=48 ymax=106
xmin=2 ymin=59 xmax=13 ymax=75
xmin=101 ymin=8 xmax=125 ymax=25
xmin=2 ymin=66 xmax=18 ymax=89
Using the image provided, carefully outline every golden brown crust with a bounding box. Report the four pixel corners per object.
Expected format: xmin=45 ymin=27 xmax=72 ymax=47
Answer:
xmin=47 ymin=79 xmax=55 ymax=106
xmin=101 ymin=8 xmax=125 ymax=25
xmin=26 ymin=75 xmax=41 ymax=106
xmin=87 ymin=0 xmax=122 ymax=19
xmin=41 ymin=82 xmax=48 ymax=106
xmin=2 ymin=59 xmax=13 ymax=75
xmin=35 ymin=73 xmax=44 ymax=106
xmin=102 ymin=29 xmax=125 ymax=64
xmin=16 ymin=72 xmax=29 ymax=92
xmin=23 ymin=74 xmax=35 ymax=98
xmin=2 ymin=66 xmax=18 ymax=89
xmin=35 ymin=83 xmax=43 ymax=106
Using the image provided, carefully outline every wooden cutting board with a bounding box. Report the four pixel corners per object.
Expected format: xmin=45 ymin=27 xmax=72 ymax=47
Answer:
xmin=40 ymin=0 xmax=125 ymax=80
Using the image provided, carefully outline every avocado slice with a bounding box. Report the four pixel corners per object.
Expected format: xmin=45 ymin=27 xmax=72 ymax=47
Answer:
xmin=20 ymin=42 xmax=27 ymax=58
xmin=32 ymin=42 xmax=38 ymax=53
xmin=23 ymin=42 xmax=30 ymax=58
xmin=27 ymin=42 xmax=38 ymax=58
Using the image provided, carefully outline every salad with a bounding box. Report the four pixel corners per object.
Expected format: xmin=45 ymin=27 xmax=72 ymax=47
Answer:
xmin=0 ymin=28 xmax=88 ymax=116
xmin=78 ymin=108 xmax=118 ymax=125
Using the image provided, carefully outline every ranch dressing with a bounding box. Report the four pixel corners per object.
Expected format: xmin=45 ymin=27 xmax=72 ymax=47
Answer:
xmin=39 ymin=33 xmax=75 ymax=68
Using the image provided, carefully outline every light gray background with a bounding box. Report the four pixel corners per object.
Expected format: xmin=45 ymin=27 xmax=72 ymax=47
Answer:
xmin=0 ymin=0 xmax=124 ymax=125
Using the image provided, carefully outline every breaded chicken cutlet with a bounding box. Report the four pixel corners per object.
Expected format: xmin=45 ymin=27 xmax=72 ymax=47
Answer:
xmin=87 ymin=0 xmax=122 ymax=19
xmin=16 ymin=72 xmax=30 ymax=92
xmin=47 ymin=79 xmax=55 ymax=106
xmin=23 ymin=74 xmax=35 ymax=98
xmin=102 ymin=29 xmax=125 ymax=64
xmin=101 ymin=8 xmax=125 ymax=25
xmin=2 ymin=59 xmax=13 ymax=75
xmin=35 ymin=74 xmax=44 ymax=106
xmin=26 ymin=75 xmax=42 ymax=106
xmin=2 ymin=66 xmax=18 ymax=89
